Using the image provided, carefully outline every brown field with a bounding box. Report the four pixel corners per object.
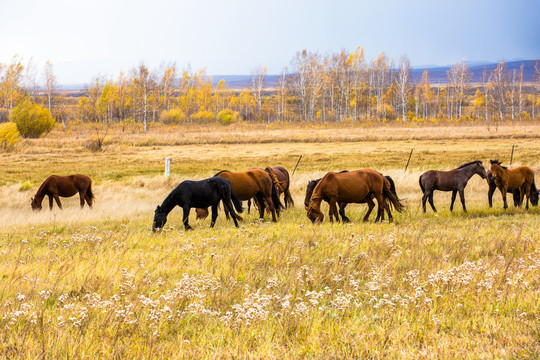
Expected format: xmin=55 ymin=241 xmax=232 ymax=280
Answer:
xmin=0 ymin=122 xmax=539 ymax=358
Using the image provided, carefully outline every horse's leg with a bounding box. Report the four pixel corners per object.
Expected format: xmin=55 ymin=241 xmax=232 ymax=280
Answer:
xmin=285 ymin=189 xmax=294 ymax=208
xmin=210 ymin=204 xmax=218 ymax=228
xmin=256 ymin=193 xmax=265 ymax=220
xmin=339 ymin=203 xmax=350 ymax=223
xmin=329 ymin=199 xmax=339 ymax=223
xmin=182 ymin=206 xmax=192 ymax=230
xmin=48 ymin=195 xmax=54 ymax=210
xmin=422 ymin=192 xmax=428 ymax=213
xmin=488 ymin=184 xmax=495 ymax=207
xmin=500 ymin=186 xmax=508 ymax=210
xmin=247 ymin=199 xmax=251 ymax=214
xmin=450 ymin=190 xmax=457 ymax=212
xmin=53 ymin=194 xmax=63 ymax=210
xmin=265 ymin=194 xmax=277 ymax=222
xmin=458 ymin=188 xmax=467 ymax=212
xmin=428 ymin=192 xmax=437 ymax=212
xmin=374 ymin=193 xmax=384 ymax=223
xmin=525 ymin=182 xmax=531 ymax=210
xmin=365 ymin=198 xmax=375 ymax=222
xmin=79 ymin=191 xmax=86 ymax=208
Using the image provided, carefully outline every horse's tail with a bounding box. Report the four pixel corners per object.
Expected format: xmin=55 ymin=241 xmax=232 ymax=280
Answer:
xmin=230 ymin=191 xmax=244 ymax=214
xmin=86 ymin=181 xmax=95 ymax=202
xmin=418 ymin=174 xmax=425 ymax=194
xmin=383 ymin=179 xmax=406 ymax=213
xmin=384 ymin=176 xmax=397 ymax=197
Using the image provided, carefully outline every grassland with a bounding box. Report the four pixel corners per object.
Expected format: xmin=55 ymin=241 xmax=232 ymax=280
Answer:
xmin=0 ymin=122 xmax=539 ymax=359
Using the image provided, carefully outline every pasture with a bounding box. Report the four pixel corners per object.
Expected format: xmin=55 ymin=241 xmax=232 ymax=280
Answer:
xmin=0 ymin=123 xmax=539 ymax=359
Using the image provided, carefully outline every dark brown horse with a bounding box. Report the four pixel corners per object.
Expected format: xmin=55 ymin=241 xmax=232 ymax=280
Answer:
xmin=419 ymin=160 xmax=487 ymax=213
xmin=197 ymin=169 xmax=283 ymax=222
xmin=247 ymin=166 xmax=294 ymax=213
xmin=31 ymin=174 xmax=94 ymax=210
xmin=304 ymin=172 xmax=397 ymax=222
xmin=490 ymin=160 xmax=535 ymax=210
xmin=487 ymin=169 xmax=539 ymax=207
xmin=306 ymin=169 xmax=405 ymax=223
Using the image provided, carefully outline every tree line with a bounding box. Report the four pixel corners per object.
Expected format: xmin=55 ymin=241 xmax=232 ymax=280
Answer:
xmin=1 ymin=49 xmax=540 ymax=132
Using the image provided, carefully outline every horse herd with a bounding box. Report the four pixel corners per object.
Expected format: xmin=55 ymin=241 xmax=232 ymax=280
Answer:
xmin=29 ymin=160 xmax=538 ymax=231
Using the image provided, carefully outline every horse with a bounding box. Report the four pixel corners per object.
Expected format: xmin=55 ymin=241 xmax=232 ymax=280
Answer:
xmin=306 ymin=169 xmax=405 ymax=223
xmin=487 ymin=169 xmax=539 ymax=207
xmin=31 ymin=174 xmax=94 ymax=210
xmin=152 ymin=177 xmax=243 ymax=231
xmin=419 ymin=160 xmax=487 ymax=213
xmin=247 ymin=166 xmax=293 ymax=214
xmin=304 ymin=171 xmax=397 ymax=222
xmin=197 ymin=169 xmax=283 ymax=222
xmin=489 ymin=159 xmax=535 ymax=210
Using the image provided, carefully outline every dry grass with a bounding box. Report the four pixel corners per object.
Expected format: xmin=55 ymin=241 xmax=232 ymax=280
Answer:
xmin=0 ymin=123 xmax=539 ymax=359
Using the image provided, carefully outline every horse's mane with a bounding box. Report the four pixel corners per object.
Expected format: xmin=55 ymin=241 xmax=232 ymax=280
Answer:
xmin=456 ymin=160 xmax=481 ymax=169
xmin=214 ymin=170 xmax=230 ymax=177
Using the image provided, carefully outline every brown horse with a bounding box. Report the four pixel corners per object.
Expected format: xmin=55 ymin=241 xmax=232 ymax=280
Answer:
xmin=419 ymin=160 xmax=487 ymax=213
xmin=487 ymin=169 xmax=539 ymax=207
xmin=490 ymin=160 xmax=535 ymax=210
xmin=306 ymin=169 xmax=405 ymax=223
xmin=247 ymin=166 xmax=294 ymax=213
xmin=197 ymin=169 xmax=283 ymax=222
xmin=31 ymin=174 xmax=94 ymax=210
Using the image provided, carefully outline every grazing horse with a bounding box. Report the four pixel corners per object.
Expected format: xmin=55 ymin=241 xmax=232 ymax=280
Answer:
xmin=197 ymin=169 xmax=283 ymax=222
xmin=419 ymin=160 xmax=487 ymax=213
xmin=306 ymin=169 xmax=405 ymax=223
xmin=153 ymin=177 xmax=243 ymax=231
xmin=489 ymin=160 xmax=535 ymax=210
xmin=487 ymin=169 xmax=539 ymax=207
xmin=247 ymin=166 xmax=294 ymax=214
xmin=304 ymin=171 xmax=397 ymax=222
xmin=31 ymin=174 xmax=94 ymax=210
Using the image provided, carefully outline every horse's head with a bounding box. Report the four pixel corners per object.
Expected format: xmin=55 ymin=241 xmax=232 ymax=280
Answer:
xmin=306 ymin=205 xmax=324 ymax=223
xmin=304 ymin=180 xmax=317 ymax=208
xmin=152 ymin=205 xmax=167 ymax=232
xmin=196 ymin=208 xmax=209 ymax=220
xmin=30 ymin=197 xmax=41 ymax=211
xmin=475 ymin=161 xmax=487 ymax=179
xmin=531 ymin=188 xmax=539 ymax=207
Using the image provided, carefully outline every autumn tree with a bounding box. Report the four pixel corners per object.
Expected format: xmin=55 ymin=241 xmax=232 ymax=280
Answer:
xmin=490 ymin=61 xmax=508 ymax=122
xmin=0 ymin=55 xmax=24 ymax=110
xmin=250 ymin=66 xmax=267 ymax=120
xmin=395 ymin=55 xmax=411 ymax=122
xmin=130 ymin=63 xmax=156 ymax=132
xmin=43 ymin=60 xmax=57 ymax=114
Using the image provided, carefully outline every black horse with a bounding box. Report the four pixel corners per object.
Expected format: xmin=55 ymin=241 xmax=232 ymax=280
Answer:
xmin=153 ymin=177 xmax=243 ymax=231
xmin=304 ymin=171 xmax=397 ymax=222
xmin=487 ymin=169 xmax=539 ymax=207
xmin=419 ymin=160 xmax=487 ymax=213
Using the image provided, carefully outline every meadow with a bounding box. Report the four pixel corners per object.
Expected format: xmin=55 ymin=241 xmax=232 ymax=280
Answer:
xmin=0 ymin=122 xmax=539 ymax=359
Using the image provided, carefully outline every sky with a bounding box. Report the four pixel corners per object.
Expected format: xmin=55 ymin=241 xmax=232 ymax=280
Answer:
xmin=0 ymin=0 xmax=539 ymax=84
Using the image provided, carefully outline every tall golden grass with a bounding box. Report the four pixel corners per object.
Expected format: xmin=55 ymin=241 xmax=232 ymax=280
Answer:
xmin=0 ymin=123 xmax=539 ymax=358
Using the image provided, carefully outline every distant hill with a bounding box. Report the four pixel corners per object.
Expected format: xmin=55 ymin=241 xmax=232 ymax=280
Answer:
xmin=58 ymin=60 xmax=538 ymax=91
xmin=212 ymin=60 xmax=538 ymax=88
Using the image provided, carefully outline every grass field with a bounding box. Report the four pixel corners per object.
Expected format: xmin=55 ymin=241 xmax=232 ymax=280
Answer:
xmin=0 ymin=123 xmax=539 ymax=358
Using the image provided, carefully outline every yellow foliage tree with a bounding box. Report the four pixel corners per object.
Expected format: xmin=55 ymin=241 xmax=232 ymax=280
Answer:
xmin=0 ymin=122 xmax=21 ymax=148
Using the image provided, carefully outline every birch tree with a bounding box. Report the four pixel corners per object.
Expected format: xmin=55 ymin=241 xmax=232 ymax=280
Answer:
xmin=395 ymin=55 xmax=411 ymax=122
xmin=43 ymin=60 xmax=57 ymax=114
xmin=250 ymin=66 xmax=267 ymax=120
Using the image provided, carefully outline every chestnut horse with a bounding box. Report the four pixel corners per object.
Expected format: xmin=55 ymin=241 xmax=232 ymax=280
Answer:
xmin=306 ymin=169 xmax=405 ymax=223
xmin=490 ymin=160 xmax=535 ymax=210
xmin=304 ymin=172 xmax=397 ymax=222
xmin=31 ymin=174 xmax=94 ymax=210
xmin=197 ymin=169 xmax=283 ymax=222
xmin=487 ymin=169 xmax=539 ymax=207
xmin=419 ymin=160 xmax=487 ymax=213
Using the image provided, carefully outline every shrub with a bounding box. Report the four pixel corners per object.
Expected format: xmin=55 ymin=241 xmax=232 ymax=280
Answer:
xmin=19 ymin=180 xmax=32 ymax=191
xmin=217 ymin=109 xmax=241 ymax=125
xmin=0 ymin=108 xmax=9 ymax=123
xmin=190 ymin=110 xmax=216 ymax=123
xmin=0 ymin=122 xmax=21 ymax=149
xmin=9 ymin=101 xmax=55 ymax=138
xmin=160 ymin=109 xmax=187 ymax=124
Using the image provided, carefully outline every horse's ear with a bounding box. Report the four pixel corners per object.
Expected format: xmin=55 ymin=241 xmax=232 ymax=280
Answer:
xmin=156 ymin=205 xmax=161 ymax=212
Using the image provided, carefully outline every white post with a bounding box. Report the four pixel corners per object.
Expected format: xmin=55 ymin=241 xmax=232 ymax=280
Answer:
xmin=164 ymin=158 xmax=171 ymax=178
